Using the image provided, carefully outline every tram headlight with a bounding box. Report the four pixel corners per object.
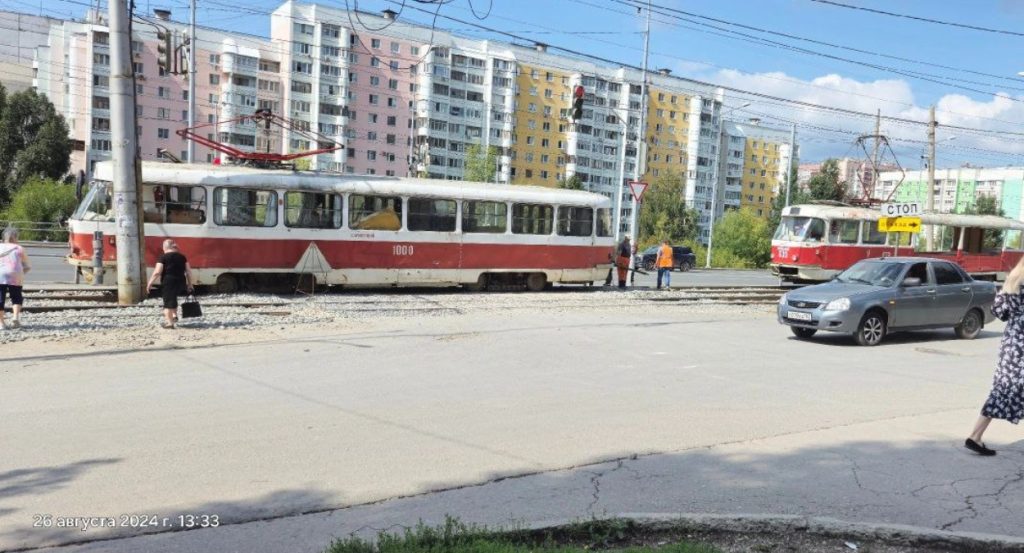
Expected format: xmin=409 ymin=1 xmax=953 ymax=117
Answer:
xmin=825 ymin=297 xmax=850 ymax=312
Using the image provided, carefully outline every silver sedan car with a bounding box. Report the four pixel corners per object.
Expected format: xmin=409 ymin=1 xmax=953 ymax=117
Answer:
xmin=777 ymin=257 xmax=996 ymax=346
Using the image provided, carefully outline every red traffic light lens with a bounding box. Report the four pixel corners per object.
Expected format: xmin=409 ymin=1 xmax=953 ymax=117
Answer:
xmin=574 ymin=85 xmax=584 ymax=98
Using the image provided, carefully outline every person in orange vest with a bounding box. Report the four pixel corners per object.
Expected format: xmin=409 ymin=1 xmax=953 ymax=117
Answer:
xmin=615 ymin=236 xmax=631 ymax=289
xmin=655 ymin=239 xmax=673 ymax=289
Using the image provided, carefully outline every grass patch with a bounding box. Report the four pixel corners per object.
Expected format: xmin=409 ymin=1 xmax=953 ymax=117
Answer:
xmin=325 ymin=518 xmax=722 ymax=553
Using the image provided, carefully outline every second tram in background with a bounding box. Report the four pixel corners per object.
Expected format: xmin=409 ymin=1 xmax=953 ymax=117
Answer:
xmin=770 ymin=203 xmax=1024 ymax=283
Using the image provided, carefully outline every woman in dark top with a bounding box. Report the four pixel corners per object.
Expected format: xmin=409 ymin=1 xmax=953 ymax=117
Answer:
xmin=146 ymin=239 xmax=194 ymax=329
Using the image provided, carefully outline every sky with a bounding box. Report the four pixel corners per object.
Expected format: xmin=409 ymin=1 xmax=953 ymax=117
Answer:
xmin=30 ymin=0 xmax=1024 ymax=169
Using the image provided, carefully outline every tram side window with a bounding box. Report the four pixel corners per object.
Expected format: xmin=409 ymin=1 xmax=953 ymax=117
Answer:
xmin=828 ymin=219 xmax=859 ymax=244
xmin=804 ymin=218 xmax=825 ymax=242
xmin=862 ymin=222 xmax=887 ymax=245
xmin=144 ymin=185 xmax=206 ymax=224
xmin=213 ymin=188 xmax=278 ymax=227
xmin=284 ymin=191 xmax=342 ymax=229
xmin=349 ymin=194 xmax=402 ymax=230
xmin=557 ymin=206 xmax=594 ymax=237
xmin=595 ymin=208 xmax=613 ymax=237
xmin=512 ymin=203 xmax=553 ymax=235
xmin=462 ymin=200 xmax=507 ymax=233
xmin=408 ymin=198 xmax=457 ymax=232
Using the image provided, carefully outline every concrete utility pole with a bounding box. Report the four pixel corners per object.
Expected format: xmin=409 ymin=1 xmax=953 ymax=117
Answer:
xmin=926 ymin=104 xmax=937 ymax=251
xmin=109 ymin=0 xmax=145 ymax=304
xmin=187 ymin=0 xmax=196 ymax=163
xmin=784 ymin=122 xmax=796 ymax=207
xmin=871 ymin=109 xmax=880 ymax=197
xmin=628 ymin=0 xmax=651 ymax=285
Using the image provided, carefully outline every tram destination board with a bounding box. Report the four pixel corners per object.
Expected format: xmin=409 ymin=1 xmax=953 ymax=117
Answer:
xmin=879 ymin=202 xmax=923 ymax=217
xmin=877 ymin=216 xmax=922 ymax=233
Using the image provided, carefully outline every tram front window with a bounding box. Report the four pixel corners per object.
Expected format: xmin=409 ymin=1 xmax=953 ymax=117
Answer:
xmin=773 ymin=216 xmax=826 ymax=242
xmin=72 ymin=181 xmax=114 ymax=222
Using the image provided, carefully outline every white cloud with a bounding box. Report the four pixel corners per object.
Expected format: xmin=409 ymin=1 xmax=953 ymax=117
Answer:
xmin=693 ymin=68 xmax=1024 ymax=167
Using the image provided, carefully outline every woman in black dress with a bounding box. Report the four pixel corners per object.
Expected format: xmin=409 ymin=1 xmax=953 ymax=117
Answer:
xmin=966 ymin=257 xmax=1024 ymax=455
xmin=145 ymin=239 xmax=194 ymax=329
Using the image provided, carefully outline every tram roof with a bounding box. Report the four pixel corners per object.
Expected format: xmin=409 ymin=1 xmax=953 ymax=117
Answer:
xmin=92 ymin=161 xmax=612 ymax=207
xmin=781 ymin=203 xmax=1024 ymax=231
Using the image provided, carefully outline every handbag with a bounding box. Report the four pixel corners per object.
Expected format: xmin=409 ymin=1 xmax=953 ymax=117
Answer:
xmin=180 ymin=294 xmax=203 ymax=318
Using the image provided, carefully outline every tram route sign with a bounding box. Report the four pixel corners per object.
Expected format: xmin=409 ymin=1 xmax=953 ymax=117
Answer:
xmin=878 ymin=216 xmax=922 ymax=233
xmin=879 ymin=202 xmax=922 ymax=217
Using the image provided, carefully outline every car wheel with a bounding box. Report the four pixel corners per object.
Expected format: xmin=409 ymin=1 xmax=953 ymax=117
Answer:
xmin=855 ymin=311 xmax=887 ymax=346
xmin=643 ymin=260 xmax=655 ymax=271
xmin=955 ymin=309 xmax=983 ymax=340
xmin=791 ymin=327 xmax=817 ymax=340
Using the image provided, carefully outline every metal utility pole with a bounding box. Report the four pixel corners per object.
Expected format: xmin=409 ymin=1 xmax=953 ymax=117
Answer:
xmin=926 ymin=104 xmax=937 ymax=251
xmin=628 ymin=0 xmax=651 ymax=285
xmin=613 ymin=115 xmax=627 ymax=242
xmin=187 ymin=0 xmax=196 ymax=163
xmin=784 ymin=122 xmax=796 ymax=207
xmin=110 ymin=0 xmax=145 ymax=304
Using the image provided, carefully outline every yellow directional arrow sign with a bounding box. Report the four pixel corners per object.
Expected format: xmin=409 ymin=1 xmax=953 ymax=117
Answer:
xmin=878 ymin=216 xmax=922 ymax=233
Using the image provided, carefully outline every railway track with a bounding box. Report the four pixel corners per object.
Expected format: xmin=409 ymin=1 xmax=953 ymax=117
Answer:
xmin=18 ymin=285 xmax=792 ymax=316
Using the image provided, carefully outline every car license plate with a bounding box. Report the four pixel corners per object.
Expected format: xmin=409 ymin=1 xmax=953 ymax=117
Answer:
xmin=787 ymin=311 xmax=812 ymax=322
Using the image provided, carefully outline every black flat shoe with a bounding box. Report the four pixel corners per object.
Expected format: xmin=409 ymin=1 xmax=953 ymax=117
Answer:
xmin=965 ymin=438 xmax=997 ymax=456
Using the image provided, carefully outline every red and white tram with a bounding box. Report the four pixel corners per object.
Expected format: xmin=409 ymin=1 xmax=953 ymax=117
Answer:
xmin=770 ymin=203 xmax=1024 ymax=283
xmin=67 ymin=162 xmax=615 ymax=292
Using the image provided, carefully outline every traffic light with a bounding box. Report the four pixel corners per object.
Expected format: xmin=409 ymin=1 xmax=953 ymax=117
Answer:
xmin=571 ymin=85 xmax=584 ymax=121
xmin=157 ymin=29 xmax=173 ymax=75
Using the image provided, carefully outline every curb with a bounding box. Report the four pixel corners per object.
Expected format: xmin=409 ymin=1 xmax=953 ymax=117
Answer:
xmin=517 ymin=514 xmax=1024 ymax=552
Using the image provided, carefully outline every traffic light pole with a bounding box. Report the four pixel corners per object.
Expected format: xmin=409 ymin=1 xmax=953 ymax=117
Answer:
xmin=628 ymin=0 xmax=651 ymax=286
xmin=109 ymin=0 xmax=145 ymax=304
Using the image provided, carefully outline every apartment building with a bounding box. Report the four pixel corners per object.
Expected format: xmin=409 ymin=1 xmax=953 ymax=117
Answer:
xmin=720 ymin=119 xmax=794 ymax=218
xmin=799 ymin=157 xmax=898 ymax=198
xmin=33 ymin=8 xmax=284 ymax=177
xmin=875 ymin=166 xmax=1024 ymax=221
xmin=0 ymin=12 xmax=59 ymax=93
xmin=23 ymin=2 xmax=803 ymax=243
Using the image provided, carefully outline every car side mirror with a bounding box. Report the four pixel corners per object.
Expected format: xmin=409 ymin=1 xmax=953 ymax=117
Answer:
xmin=902 ymin=277 xmax=922 ymax=287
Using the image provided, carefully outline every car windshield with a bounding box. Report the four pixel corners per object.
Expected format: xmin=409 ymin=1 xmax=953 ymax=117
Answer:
xmin=773 ymin=216 xmax=826 ymax=242
xmin=643 ymin=246 xmax=658 ymax=255
xmin=834 ymin=261 xmax=904 ymax=287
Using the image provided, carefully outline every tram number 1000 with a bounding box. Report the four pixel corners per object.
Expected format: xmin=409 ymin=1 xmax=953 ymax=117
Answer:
xmin=392 ymin=244 xmax=415 ymax=256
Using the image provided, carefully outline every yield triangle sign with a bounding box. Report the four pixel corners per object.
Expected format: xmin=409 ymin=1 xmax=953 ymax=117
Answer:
xmin=628 ymin=180 xmax=649 ymax=202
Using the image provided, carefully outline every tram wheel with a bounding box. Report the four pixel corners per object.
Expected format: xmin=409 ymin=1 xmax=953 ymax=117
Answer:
xmin=526 ymin=273 xmax=547 ymax=292
xmin=214 ymin=273 xmax=239 ymax=294
xmin=463 ymin=273 xmax=488 ymax=292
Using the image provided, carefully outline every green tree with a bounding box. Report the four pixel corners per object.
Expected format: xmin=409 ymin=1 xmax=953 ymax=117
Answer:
xmin=559 ymin=174 xmax=583 ymax=190
xmin=464 ymin=143 xmax=498 ymax=183
xmin=637 ymin=170 xmax=699 ymax=248
xmin=963 ymin=194 xmax=1005 ymax=250
xmin=766 ymin=160 xmax=806 ymax=239
xmin=712 ymin=207 xmax=772 ymax=267
xmin=806 ymin=158 xmax=845 ymax=202
xmin=0 ymin=86 xmax=72 ymax=204
xmin=0 ymin=177 xmax=78 ymax=240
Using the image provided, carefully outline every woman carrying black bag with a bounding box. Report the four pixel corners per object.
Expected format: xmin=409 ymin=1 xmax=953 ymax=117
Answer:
xmin=146 ymin=239 xmax=194 ymax=329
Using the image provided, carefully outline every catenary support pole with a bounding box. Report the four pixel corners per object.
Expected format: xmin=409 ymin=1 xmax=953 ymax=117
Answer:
xmin=785 ymin=123 xmax=796 ymax=207
xmin=926 ymin=104 xmax=936 ymax=251
xmin=187 ymin=0 xmax=196 ymax=163
xmin=110 ymin=0 xmax=145 ymax=304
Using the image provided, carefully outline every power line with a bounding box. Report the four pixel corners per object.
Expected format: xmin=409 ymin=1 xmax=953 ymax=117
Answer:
xmin=611 ymin=0 xmax=1024 ymax=84
xmin=810 ymin=0 xmax=1024 ymax=38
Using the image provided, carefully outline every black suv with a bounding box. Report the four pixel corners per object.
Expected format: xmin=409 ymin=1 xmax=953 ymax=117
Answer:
xmin=635 ymin=245 xmax=696 ymax=272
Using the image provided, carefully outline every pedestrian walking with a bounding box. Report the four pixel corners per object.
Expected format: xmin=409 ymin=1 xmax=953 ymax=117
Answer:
xmin=655 ymin=240 xmax=673 ymax=290
xmin=145 ymin=239 xmax=194 ymax=329
xmin=0 ymin=226 xmax=31 ymax=330
xmin=966 ymin=257 xmax=1024 ymax=456
xmin=616 ymin=236 xmax=631 ymax=289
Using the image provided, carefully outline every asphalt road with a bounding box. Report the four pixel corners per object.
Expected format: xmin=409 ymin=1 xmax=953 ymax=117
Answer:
xmin=2 ymin=306 xmax=1019 ymax=552
xmin=22 ymin=245 xmax=76 ymax=284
